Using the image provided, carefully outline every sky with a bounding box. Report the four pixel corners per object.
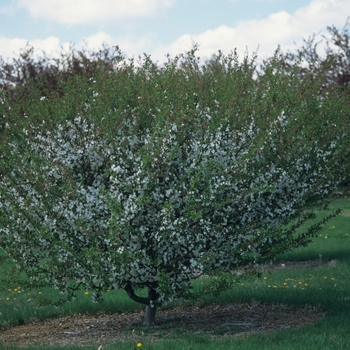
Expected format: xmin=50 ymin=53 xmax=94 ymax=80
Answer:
xmin=0 ymin=0 xmax=349 ymax=64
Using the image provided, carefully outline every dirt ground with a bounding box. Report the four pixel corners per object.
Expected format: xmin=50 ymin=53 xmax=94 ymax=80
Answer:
xmin=0 ymin=260 xmax=329 ymax=347
xmin=0 ymin=303 xmax=325 ymax=347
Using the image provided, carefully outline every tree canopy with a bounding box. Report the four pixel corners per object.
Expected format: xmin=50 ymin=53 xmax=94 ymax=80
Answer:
xmin=1 ymin=24 xmax=350 ymax=325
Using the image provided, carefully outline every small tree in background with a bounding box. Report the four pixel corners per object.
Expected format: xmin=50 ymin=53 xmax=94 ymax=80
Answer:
xmin=279 ymin=17 xmax=350 ymax=89
xmin=0 ymin=34 xmax=349 ymax=325
xmin=278 ymin=18 xmax=350 ymax=187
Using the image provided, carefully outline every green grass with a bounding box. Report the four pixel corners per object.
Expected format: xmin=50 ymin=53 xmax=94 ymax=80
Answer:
xmin=0 ymin=287 xmax=144 ymax=328
xmin=278 ymin=198 xmax=350 ymax=263
xmin=1 ymin=197 xmax=350 ymax=349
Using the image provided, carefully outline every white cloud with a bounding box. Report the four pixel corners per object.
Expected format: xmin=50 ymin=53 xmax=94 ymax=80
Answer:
xmin=253 ymin=0 xmax=287 ymax=2
xmin=80 ymin=31 xmax=156 ymax=58
xmin=151 ymin=0 xmax=350 ymax=62
xmin=0 ymin=36 xmax=68 ymax=61
xmin=0 ymin=31 xmax=156 ymax=63
xmin=14 ymin=0 xmax=175 ymax=25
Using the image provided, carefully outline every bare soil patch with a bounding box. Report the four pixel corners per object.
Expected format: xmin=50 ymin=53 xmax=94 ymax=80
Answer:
xmin=261 ymin=259 xmax=337 ymax=271
xmin=0 ymin=303 xmax=324 ymax=347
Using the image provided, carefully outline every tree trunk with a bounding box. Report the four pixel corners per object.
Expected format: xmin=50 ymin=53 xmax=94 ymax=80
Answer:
xmin=143 ymin=287 xmax=158 ymax=326
xmin=144 ymin=304 xmax=156 ymax=326
xmin=124 ymin=284 xmax=158 ymax=326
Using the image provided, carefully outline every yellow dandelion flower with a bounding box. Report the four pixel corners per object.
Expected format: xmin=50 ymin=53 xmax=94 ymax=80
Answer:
xmin=85 ymin=291 xmax=89 ymax=295
xmin=263 ymin=276 xmax=267 ymax=280
xmin=6 ymin=297 xmax=10 ymax=301
xmin=137 ymin=342 xmax=142 ymax=347
xmin=38 ymin=291 xmax=42 ymax=295
xmin=304 ymin=283 xmax=308 ymax=287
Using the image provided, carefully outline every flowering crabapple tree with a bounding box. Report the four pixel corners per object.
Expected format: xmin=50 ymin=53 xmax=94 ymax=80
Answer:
xmin=0 ymin=111 xmax=346 ymax=325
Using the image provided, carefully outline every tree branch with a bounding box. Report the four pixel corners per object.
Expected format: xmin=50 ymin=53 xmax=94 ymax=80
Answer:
xmin=124 ymin=284 xmax=150 ymax=305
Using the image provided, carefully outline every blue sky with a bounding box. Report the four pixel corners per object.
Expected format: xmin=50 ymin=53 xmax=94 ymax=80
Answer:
xmin=0 ymin=0 xmax=349 ymax=63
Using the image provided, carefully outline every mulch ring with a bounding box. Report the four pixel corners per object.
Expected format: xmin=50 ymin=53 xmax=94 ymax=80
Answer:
xmin=261 ymin=259 xmax=337 ymax=271
xmin=0 ymin=302 xmax=324 ymax=347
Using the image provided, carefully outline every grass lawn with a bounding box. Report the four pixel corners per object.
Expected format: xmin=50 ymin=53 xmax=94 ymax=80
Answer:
xmin=0 ymin=197 xmax=349 ymax=349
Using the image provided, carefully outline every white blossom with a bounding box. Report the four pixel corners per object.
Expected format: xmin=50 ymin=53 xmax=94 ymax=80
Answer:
xmin=0 ymin=113 xmax=346 ymax=306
